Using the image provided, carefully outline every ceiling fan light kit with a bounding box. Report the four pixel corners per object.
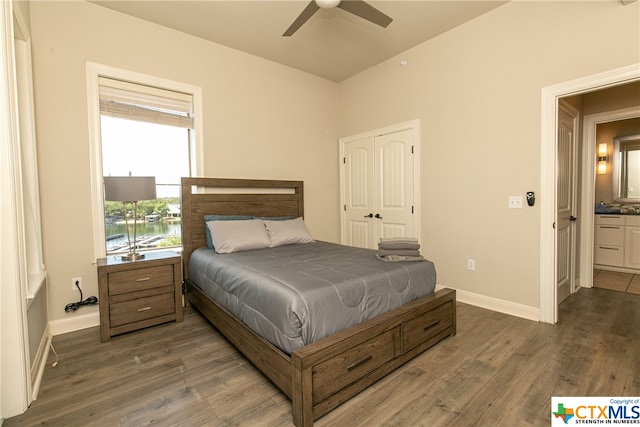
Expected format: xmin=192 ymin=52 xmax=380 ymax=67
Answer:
xmin=283 ymin=0 xmax=393 ymax=37
xmin=316 ymin=0 xmax=341 ymax=9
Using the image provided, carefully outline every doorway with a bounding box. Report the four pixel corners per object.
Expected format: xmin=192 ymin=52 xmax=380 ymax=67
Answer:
xmin=540 ymin=64 xmax=640 ymax=324
xmin=580 ymin=108 xmax=640 ymax=292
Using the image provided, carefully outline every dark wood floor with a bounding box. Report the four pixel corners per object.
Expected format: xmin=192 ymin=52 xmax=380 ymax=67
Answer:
xmin=5 ymin=287 xmax=639 ymax=426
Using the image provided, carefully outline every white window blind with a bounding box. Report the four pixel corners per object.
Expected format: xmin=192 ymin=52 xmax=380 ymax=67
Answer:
xmin=98 ymin=77 xmax=193 ymax=129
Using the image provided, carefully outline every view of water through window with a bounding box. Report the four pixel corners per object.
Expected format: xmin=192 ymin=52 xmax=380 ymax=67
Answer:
xmin=105 ymin=220 xmax=182 ymax=253
xmin=101 ymin=116 xmax=191 ymax=255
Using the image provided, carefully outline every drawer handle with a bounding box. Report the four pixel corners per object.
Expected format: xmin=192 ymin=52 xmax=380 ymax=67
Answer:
xmin=347 ymin=355 xmax=373 ymax=371
xmin=598 ymin=246 xmax=620 ymax=251
xmin=600 ymin=226 xmax=621 ymax=229
xmin=136 ymin=277 xmax=151 ymax=282
xmin=423 ymin=319 xmax=440 ymax=331
xmin=137 ymin=306 xmax=152 ymax=312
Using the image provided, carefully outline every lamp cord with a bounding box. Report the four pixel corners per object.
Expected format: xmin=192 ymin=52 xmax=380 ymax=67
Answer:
xmin=64 ymin=282 xmax=98 ymax=312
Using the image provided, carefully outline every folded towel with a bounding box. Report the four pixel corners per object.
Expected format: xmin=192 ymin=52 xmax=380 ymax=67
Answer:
xmin=376 ymin=254 xmax=424 ymax=262
xmin=379 ymin=237 xmax=418 ymax=244
xmin=378 ymin=241 xmax=421 ymax=250
xmin=377 ymin=248 xmax=421 ymax=257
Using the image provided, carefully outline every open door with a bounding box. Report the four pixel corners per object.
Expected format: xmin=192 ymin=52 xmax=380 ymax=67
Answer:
xmin=557 ymin=101 xmax=579 ymax=303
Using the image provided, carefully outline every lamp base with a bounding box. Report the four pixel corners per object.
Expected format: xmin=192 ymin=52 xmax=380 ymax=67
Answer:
xmin=120 ymin=252 xmax=146 ymax=261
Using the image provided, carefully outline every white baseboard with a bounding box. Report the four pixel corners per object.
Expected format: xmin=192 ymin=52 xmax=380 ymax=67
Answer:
xmin=49 ymin=312 xmax=99 ymax=336
xmin=30 ymin=326 xmax=51 ymax=401
xmin=436 ymin=284 xmax=540 ymax=322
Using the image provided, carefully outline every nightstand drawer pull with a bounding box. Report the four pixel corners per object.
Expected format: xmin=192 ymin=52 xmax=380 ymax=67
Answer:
xmin=137 ymin=306 xmax=152 ymax=312
xmin=136 ymin=277 xmax=151 ymax=282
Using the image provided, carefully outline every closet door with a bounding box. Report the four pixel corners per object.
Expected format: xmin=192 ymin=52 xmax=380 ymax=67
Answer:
xmin=341 ymin=125 xmax=417 ymax=249
xmin=374 ymin=129 xmax=415 ymax=241
xmin=343 ymin=136 xmax=375 ymax=248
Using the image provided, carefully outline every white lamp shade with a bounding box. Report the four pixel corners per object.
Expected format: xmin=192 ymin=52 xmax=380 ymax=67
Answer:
xmin=104 ymin=176 xmax=156 ymax=202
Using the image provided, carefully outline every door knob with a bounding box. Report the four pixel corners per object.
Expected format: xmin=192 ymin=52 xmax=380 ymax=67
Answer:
xmin=364 ymin=213 xmax=373 ymax=218
xmin=569 ymin=216 xmax=577 ymax=222
xmin=375 ymin=213 xmax=382 ymax=219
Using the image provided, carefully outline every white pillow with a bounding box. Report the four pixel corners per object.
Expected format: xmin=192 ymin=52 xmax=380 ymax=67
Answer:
xmin=263 ymin=217 xmax=314 ymax=247
xmin=206 ymin=219 xmax=271 ymax=253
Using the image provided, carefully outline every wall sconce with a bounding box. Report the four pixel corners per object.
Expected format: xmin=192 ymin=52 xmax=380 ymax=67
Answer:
xmin=597 ymin=143 xmax=608 ymax=175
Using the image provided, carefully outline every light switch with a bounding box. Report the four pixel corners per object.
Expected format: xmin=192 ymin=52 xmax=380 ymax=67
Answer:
xmin=509 ymin=196 xmax=523 ymax=208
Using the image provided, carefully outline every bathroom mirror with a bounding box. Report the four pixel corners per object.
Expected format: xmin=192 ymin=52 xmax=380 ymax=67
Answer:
xmin=613 ymin=134 xmax=640 ymax=202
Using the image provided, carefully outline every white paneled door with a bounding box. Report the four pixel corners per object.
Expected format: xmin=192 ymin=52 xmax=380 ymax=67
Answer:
xmin=557 ymin=101 xmax=578 ymax=303
xmin=341 ymin=124 xmax=418 ymax=249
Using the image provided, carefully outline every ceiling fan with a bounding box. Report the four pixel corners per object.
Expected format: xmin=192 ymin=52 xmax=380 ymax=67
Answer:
xmin=283 ymin=0 xmax=393 ymax=37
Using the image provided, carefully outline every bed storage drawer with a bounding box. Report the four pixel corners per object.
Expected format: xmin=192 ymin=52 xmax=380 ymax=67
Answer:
xmin=403 ymin=301 xmax=454 ymax=353
xmin=311 ymin=329 xmax=397 ymax=403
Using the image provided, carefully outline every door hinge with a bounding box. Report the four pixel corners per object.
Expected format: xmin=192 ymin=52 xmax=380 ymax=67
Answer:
xmin=411 ymin=206 xmax=414 ymax=214
xmin=411 ymin=145 xmax=414 ymax=154
xmin=343 ymin=157 xmax=346 ymax=164
xmin=344 ymin=205 xmax=346 ymax=211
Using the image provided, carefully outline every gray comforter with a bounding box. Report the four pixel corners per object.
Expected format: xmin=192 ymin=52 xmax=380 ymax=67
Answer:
xmin=188 ymin=241 xmax=436 ymax=354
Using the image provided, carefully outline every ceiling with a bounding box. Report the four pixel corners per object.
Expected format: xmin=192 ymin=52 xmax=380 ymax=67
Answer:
xmin=91 ymin=1 xmax=508 ymax=82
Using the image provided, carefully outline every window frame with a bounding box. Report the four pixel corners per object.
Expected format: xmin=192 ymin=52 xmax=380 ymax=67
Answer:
xmin=86 ymin=62 xmax=203 ymax=260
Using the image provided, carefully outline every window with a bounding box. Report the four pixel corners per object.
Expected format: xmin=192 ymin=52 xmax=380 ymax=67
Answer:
xmin=87 ymin=64 xmax=202 ymax=259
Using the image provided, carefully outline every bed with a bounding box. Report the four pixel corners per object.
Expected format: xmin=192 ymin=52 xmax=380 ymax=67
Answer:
xmin=181 ymin=177 xmax=456 ymax=427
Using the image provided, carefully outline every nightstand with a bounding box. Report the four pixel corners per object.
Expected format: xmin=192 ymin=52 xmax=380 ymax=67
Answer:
xmin=97 ymin=250 xmax=183 ymax=342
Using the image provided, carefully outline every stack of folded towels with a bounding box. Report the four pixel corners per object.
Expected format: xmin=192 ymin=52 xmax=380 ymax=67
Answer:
xmin=376 ymin=237 xmax=424 ymax=262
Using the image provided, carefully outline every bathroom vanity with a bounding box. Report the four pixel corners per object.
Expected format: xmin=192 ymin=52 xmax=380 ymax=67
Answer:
xmin=594 ymin=213 xmax=640 ymax=271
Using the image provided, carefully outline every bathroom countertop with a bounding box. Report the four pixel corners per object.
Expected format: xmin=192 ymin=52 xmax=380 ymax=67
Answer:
xmin=594 ymin=211 xmax=640 ymax=215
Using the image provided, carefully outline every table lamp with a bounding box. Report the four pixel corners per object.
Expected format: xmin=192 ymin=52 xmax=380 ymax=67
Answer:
xmin=104 ymin=175 xmax=156 ymax=260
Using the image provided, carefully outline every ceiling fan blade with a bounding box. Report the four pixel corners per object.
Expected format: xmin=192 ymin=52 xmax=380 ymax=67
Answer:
xmin=337 ymin=0 xmax=393 ymax=28
xmin=283 ymin=1 xmax=320 ymax=37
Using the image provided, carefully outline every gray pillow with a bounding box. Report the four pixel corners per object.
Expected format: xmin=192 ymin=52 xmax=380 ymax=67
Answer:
xmin=206 ymin=219 xmax=271 ymax=253
xmin=263 ymin=217 xmax=314 ymax=247
xmin=204 ymin=215 xmax=253 ymax=249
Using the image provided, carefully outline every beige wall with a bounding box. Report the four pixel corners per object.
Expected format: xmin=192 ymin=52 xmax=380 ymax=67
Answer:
xmin=338 ymin=1 xmax=640 ymax=307
xmin=29 ymin=1 xmax=341 ymax=324
xmin=28 ymin=0 xmax=640 ymax=325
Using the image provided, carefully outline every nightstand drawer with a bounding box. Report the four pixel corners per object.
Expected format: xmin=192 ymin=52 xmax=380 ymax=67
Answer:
xmin=108 ymin=265 xmax=174 ymax=295
xmin=110 ymin=292 xmax=175 ymax=327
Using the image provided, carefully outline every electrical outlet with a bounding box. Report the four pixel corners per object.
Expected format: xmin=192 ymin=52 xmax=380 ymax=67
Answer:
xmin=467 ymin=259 xmax=475 ymax=271
xmin=72 ymin=277 xmax=82 ymax=291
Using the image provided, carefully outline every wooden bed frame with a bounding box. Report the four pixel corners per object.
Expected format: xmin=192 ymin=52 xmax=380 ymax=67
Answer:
xmin=181 ymin=177 xmax=456 ymax=427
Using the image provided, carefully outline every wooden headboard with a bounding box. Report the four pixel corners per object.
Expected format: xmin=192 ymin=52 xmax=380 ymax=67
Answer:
xmin=180 ymin=177 xmax=304 ymax=280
